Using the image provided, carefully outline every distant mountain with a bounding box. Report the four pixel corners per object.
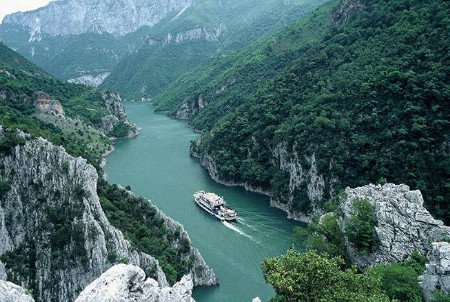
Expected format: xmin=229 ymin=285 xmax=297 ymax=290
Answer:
xmin=101 ymin=0 xmax=328 ymax=100
xmin=154 ymin=0 xmax=450 ymax=224
xmin=0 ymin=0 xmax=193 ymax=83
xmin=2 ymin=0 xmax=193 ymax=37
xmin=0 ymin=0 xmax=326 ymax=98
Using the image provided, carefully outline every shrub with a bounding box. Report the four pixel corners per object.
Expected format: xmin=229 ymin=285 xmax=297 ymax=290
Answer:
xmin=345 ymin=198 xmax=377 ymax=254
xmin=262 ymin=249 xmax=391 ymax=302
xmin=369 ymin=262 xmax=422 ymax=302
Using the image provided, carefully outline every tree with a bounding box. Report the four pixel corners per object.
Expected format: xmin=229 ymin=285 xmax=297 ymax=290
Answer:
xmin=262 ymin=249 xmax=392 ymax=302
xmin=345 ymin=198 xmax=377 ymax=254
xmin=369 ymin=262 xmax=422 ymax=302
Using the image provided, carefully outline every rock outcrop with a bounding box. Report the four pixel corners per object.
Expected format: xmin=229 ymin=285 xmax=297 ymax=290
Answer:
xmin=3 ymin=0 xmax=194 ymax=37
xmin=192 ymin=140 xmax=335 ymax=223
xmin=75 ymin=264 xmax=195 ymax=302
xmin=341 ymin=184 xmax=450 ymax=268
xmin=68 ymin=73 xmax=111 ymax=87
xmin=101 ymin=91 xmax=139 ymax=138
xmin=0 ymin=135 xmax=215 ymax=301
xmin=0 ymin=280 xmax=35 ymax=302
xmin=34 ymin=91 xmax=65 ymax=117
xmin=0 ymin=261 xmax=35 ymax=302
xmin=420 ymin=242 xmax=450 ymax=301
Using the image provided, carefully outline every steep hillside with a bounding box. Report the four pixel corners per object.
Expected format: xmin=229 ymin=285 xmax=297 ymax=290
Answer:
xmin=101 ymin=0 xmax=328 ymax=100
xmin=155 ymin=0 xmax=450 ymax=223
xmin=0 ymin=42 xmax=138 ymax=167
xmin=0 ymin=0 xmax=326 ymax=98
xmin=0 ymin=43 xmax=216 ymax=301
xmin=0 ymin=0 xmax=193 ymax=82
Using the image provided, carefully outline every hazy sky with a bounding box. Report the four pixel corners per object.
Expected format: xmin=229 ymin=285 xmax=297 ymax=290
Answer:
xmin=0 ymin=0 xmax=53 ymax=22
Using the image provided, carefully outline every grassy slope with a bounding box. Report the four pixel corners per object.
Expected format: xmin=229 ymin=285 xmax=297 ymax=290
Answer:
xmin=155 ymin=0 xmax=450 ymax=223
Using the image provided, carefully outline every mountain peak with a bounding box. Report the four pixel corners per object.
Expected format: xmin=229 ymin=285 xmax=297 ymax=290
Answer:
xmin=3 ymin=0 xmax=195 ymax=37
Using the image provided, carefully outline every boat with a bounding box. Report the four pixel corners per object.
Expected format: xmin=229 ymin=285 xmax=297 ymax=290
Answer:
xmin=193 ymin=191 xmax=237 ymax=222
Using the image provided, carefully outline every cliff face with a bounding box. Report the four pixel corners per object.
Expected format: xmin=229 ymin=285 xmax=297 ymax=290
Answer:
xmin=340 ymin=184 xmax=450 ymax=268
xmin=420 ymin=242 xmax=450 ymax=301
xmin=100 ymin=91 xmax=139 ymax=138
xmin=0 ymin=136 xmax=166 ymax=301
xmin=2 ymin=0 xmax=194 ymax=37
xmin=0 ymin=134 xmax=215 ymax=301
xmin=193 ymin=141 xmax=335 ymax=223
xmin=75 ymin=264 xmax=195 ymax=302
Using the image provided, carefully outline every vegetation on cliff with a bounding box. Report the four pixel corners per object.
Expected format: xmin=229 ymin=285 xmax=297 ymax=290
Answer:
xmin=101 ymin=0 xmax=328 ymax=100
xmin=0 ymin=43 xmax=202 ymax=296
xmin=155 ymin=0 xmax=450 ymax=223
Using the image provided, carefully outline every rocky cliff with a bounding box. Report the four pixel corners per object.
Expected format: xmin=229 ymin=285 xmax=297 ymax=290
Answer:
xmin=75 ymin=264 xmax=195 ymax=302
xmin=0 ymin=261 xmax=35 ymax=302
xmin=0 ymin=133 xmax=215 ymax=301
xmin=100 ymin=91 xmax=139 ymax=138
xmin=192 ymin=141 xmax=334 ymax=223
xmin=420 ymin=242 xmax=450 ymax=301
xmin=3 ymin=0 xmax=194 ymax=38
xmin=340 ymin=184 xmax=450 ymax=268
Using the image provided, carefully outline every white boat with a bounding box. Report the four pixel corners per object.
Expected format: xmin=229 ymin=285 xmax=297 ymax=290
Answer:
xmin=193 ymin=191 xmax=237 ymax=222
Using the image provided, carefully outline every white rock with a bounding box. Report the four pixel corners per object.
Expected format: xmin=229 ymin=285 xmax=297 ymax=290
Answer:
xmin=3 ymin=0 xmax=195 ymax=37
xmin=421 ymin=242 xmax=450 ymax=301
xmin=0 ymin=280 xmax=35 ymax=302
xmin=341 ymin=183 xmax=450 ymax=268
xmin=75 ymin=264 xmax=195 ymax=302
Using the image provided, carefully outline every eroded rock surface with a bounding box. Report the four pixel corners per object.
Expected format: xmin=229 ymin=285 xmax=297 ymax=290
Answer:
xmin=75 ymin=264 xmax=195 ymax=302
xmin=342 ymin=184 xmax=450 ymax=268
xmin=0 ymin=135 xmax=215 ymax=301
xmin=420 ymin=242 xmax=450 ymax=301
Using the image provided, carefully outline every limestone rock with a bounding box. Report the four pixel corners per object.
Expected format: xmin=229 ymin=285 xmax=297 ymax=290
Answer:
xmin=0 ymin=135 xmax=215 ymax=301
xmin=0 ymin=280 xmax=35 ymax=302
xmin=341 ymin=183 xmax=450 ymax=268
xmin=34 ymin=91 xmax=65 ymax=117
xmin=68 ymin=73 xmax=111 ymax=87
xmin=420 ymin=242 xmax=450 ymax=301
xmin=75 ymin=264 xmax=195 ymax=302
xmin=0 ymin=261 xmax=6 ymax=281
xmin=3 ymin=0 xmax=195 ymax=37
xmin=101 ymin=91 xmax=139 ymax=138
xmin=252 ymin=298 xmax=262 ymax=302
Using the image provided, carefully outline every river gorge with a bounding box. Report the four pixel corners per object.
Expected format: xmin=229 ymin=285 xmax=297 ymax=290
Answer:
xmin=105 ymin=101 xmax=302 ymax=302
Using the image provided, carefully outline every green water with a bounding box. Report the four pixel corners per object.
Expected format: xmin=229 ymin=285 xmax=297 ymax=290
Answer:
xmin=105 ymin=102 xmax=301 ymax=302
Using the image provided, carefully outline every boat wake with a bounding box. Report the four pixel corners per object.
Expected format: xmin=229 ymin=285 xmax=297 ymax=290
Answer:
xmin=237 ymin=217 xmax=256 ymax=230
xmin=222 ymin=221 xmax=258 ymax=243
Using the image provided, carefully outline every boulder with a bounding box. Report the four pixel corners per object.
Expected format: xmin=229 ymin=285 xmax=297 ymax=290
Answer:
xmin=75 ymin=264 xmax=195 ymax=302
xmin=420 ymin=242 xmax=450 ymax=301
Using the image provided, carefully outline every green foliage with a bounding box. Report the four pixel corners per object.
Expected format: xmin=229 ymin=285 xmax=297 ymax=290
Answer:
xmin=431 ymin=291 xmax=450 ymax=302
xmin=111 ymin=122 xmax=132 ymax=138
xmin=308 ymin=213 xmax=347 ymax=259
xmin=262 ymin=249 xmax=391 ymax=302
xmin=0 ymin=180 xmax=11 ymax=199
xmin=97 ymin=180 xmax=193 ymax=285
xmin=156 ymin=0 xmax=450 ymax=224
xmin=345 ymin=199 xmax=377 ymax=254
xmin=102 ymin=0 xmax=328 ymax=100
xmin=0 ymin=43 xmax=118 ymax=168
xmin=368 ymin=258 xmax=425 ymax=302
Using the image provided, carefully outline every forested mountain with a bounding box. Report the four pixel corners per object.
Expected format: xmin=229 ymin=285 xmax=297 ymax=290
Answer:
xmin=0 ymin=0 xmax=193 ymax=82
xmin=154 ymin=0 xmax=450 ymax=224
xmin=101 ymin=0 xmax=327 ymax=100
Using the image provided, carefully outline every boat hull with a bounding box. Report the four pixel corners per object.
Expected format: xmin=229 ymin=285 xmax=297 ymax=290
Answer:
xmin=194 ymin=197 xmax=237 ymax=222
